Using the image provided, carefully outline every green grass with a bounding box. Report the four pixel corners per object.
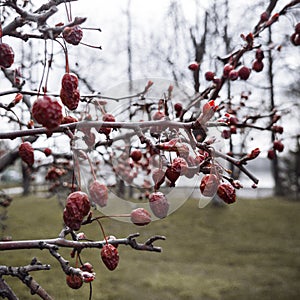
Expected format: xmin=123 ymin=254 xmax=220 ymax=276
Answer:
xmin=1 ymin=195 xmax=300 ymax=300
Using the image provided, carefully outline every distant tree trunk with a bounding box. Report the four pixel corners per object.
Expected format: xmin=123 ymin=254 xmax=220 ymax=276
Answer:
xmin=267 ymin=27 xmax=284 ymax=196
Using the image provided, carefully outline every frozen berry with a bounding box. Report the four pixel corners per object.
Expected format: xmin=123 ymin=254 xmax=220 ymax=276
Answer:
xmin=255 ymin=48 xmax=265 ymax=60
xmin=130 ymin=149 xmax=142 ymax=162
xmin=99 ymin=113 xmax=115 ymax=136
xmin=204 ymin=71 xmax=215 ymax=81
xmin=200 ymin=174 xmax=219 ymax=197
xmin=228 ymin=70 xmax=239 ymax=81
xmin=63 ymin=26 xmax=83 ymax=45
xmin=223 ymin=64 xmax=234 ymax=78
xmin=32 ymin=95 xmax=63 ymax=130
xmin=66 ymin=274 xmax=83 ymax=289
xmin=60 ymin=88 xmax=80 ymax=110
xmin=188 ymin=62 xmax=199 ymax=71
xmin=61 ymin=73 xmax=78 ymax=90
xmin=149 ymin=192 xmax=169 ymax=219
xmin=130 ymin=208 xmax=152 ymax=226
xmin=273 ymin=140 xmax=284 ymax=152
xmin=174 ymin=103 xmax=183 ymax=112
xmin=0 ymin=43 xmax=14 ymax=68
xmin=19 ymin=142 xmax=34 ymax=166
xmin=252 ymin=60 xmax=264 ymax=72
xmin=238 ymin=66 xmax=251 ymax=80
xmin=88 ymin=180 xmax=108 ymax=207
xmin=101 ymin=244 xmax=119 ymax=271
xmin=217 ymin=183 xmax=236 ymax=204
xmin=44 ymin=148 xmax=52 ymax=157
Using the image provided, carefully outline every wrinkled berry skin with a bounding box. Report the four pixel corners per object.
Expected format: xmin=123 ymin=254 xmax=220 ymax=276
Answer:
xmin=101 ymin=244 xmax=119 ymax=271
xmin=0 ymin=43 xmax=14 ymax=68
xmin=63 ymin=192 xmax=91 ymax=231
xmin=130 ymin=208 xmax=152 ymax=226
xmin=32 ymin=96 xmax=63 ymax=130
xmin=217 ymin=183 xmax=236 ymax=204
xmin=88 ymin=180 xmax=108 ymax=207
xmin=19 ymin=142 xmax=34 ymax=166
xmin=200 ymin=174 xmax=219 ymax=197
xmin=63 ymin=26 xmax=83 ymax=45
xmin=66 ymin=274 xmax=83 ymax=289
xmin=149 ymin=192 xmax=169 ymax=219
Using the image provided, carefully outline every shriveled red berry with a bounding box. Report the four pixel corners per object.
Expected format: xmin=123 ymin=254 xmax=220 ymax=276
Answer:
xmin=152 ymin=168 xmax=165 ymax=190
xmin=66 ymin=274 xmax=83 ymax=289
xmin=267 ymin=149 xmax=276 ymax=160
xmin=271 ymin=125 xmax=283 ymax=134
xmin=19 ymin=142 xmax=34 ymax=166
xmin=223 ymin=64 xmax=234 ymax=78
xmin=200 ymin=174 xmax=219 ymax=197
xmin=130 ymin=208 xmax=152 ymax=226
xmin=149 ymin=192 xmax=169 ymax=219
xmin=130 ymin=149 xmax=142 ymax=162
xmin=238 ymin=66 xmax=251 ymax=80
xmin=32 ymin=95 xmax=63 ymax=130
xmin=99 ymin=113 xmax=115 ymax=136
xmin=61 ymin=115 xmax=78 ymax=124
xmin=63 ymin=26 xmax=83 ymax=45
xmin=228 ymin=70 xmax=239 ymax=81
xmin=0 ymin=43 xmax=14 ymax=68
xmin=61 ymin=73 xmax=78 ymax=90
xmin=80 ymin=262 xmax=94 ymax=273
xmin=171 ymin=157 xmax=188 ymax=175
xmin=44 ymin=148 xmax=52 ymax=157
xmin=217 ymin=183 xmax=236 ymax=204
xmin=88 ymin=180 xmax=108 ymax=207
xmin=188 ymin=62 xmax=199 ymax=71
xmin=255 ymin=48 xmax=265 ymax=60
xmin=174 ymin=103 xmax=183 ymax=112
xmin=252 ymin=60 xmax=264 ymax=72
xmin=221 ymin=129 xmax=231 ymax=139
xmin=101 ymin=244 xmax=119 ymax=271
xmin=63 ymin=192 xmax=90 ymax=231
xmin=60 ymin=88 xmax=80 ymax=110
xmin=273 ymin=140 xmax=284 ymax=152
xmin=204 ymin=71 xmax=215 ymax=81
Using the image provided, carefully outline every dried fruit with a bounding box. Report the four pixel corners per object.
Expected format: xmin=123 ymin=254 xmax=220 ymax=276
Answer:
xmin=66 ymin=274 xmax=83 ymax=289
xmin=99 ymin=113 xmax=116 ymax=136
xmin=63 ymin=26 xmax=83 ymax=45
xmin=273 ymin=140 xmax=284 ymax=152
xmin=152 ymin=168 xmax=165 ymax=190
xmin=252 ymin=60 xmax=264 ymax=72
xmin=0 ymin=43 xmax=14 ymax=68
xmin=238 ymin=66 xmax=251 ymax=80
xmin=255 ymin=49 xmax=265 ymax=61
xmin=217 ymin=183 xmax=236 ymax=204
xmin=19 ymin=142 xmax=34 ymax=166
xmin=80 ymin=262 xmax=94 ymax=273
xmin=174 ymin=103 xmax=183 ymax=112
xmin=228 ymin=70 xmax=239 ymax=81
xmin=88 ymin=180 xmax=108 ymax=207
xmin=223 ymin=64 xmax=234 ymax=78
xmin=32 ymin=95 xmax=63 ymax=130
xmin=149 ymin=192 xmax=169 ymax=219
xmin=130 ymin=208 xmax=152 ymax=226
xmin=205 ymin=71 xmax=215 ymax=81
xmin=267 ymin=149 xmax=275 ymax=160
xmin=165 ymin=166 xmax=180 ymax=187
xmin=63 ymin=192 xmax=91 ymax=231
xmin=61 ymin=73 xmax=78 ymax=90
xmin=200 ymin=174 xmax=219 ymax=197
xmin=44 ymin=148 xmax=52 ymax=157
xmin=101 ymin=244 xmax=119 ymax=271
xmin=61 ymin=115 xmax=78 ymax=124
xmin=130 ymin=149 xmax=142 ymax=162
xmin=188 ymin=62 xmax=199 ymax=71
xmin=60 ymin=73 xmax=80 ymax=110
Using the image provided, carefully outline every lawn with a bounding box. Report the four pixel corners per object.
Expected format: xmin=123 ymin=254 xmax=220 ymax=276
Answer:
xmin=1 ymin=194 xmax=300 ymax=300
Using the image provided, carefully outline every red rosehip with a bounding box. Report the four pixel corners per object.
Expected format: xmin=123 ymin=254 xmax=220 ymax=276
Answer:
xmin=101 ymin=244 xmax=119 ymax=271
xmin=188 ymin=62 xmax=199 ymax=71
xmin=228 ymin=70 xmax=239 ymax=81
xmin=149 ymin=192 xmax=169 ymax=219
xmin=223 ymin=64 xmax=234 ymax=78
xmin=130 ymin=208 xmax=152 ymax=226
xmin=200 ymin=174 xmax=219 ymax=197
xmin=19 ymin=142 xmax=34 ymax=166
xmin=204 ymin=71 xmax=215 ymax=81
xmin=63 ymin=26 xmax=83 ymax=45
xmin=88 ymin=181 xmax=108 ymax=207
xmin=130 ymin=149 xmax=142 ymax=162
xmin=0 ymin=43 xmax=14 ymax=68
xmin=217 ymin=183 xmax=236 ymax=204
xmin=238 ymin=66 xmax=251 ymax=80
xmin=174 ymin=102 xmax=183 ymax=112
xmin=267 ymin=149 xmax=276 ymax=160
xmin=66 ymin=274 xmax=83 ymax=289
xmin=32 ymin=95 xmax=63 ymax=130
xmin=255 ymin=48 xmax=265 ymax=61
xmin=252 ymin=60 xmax=264 ymax=72
xmin=44 ymin=148 xmax=52 ymax=157
xmin=273 ymin=140 xmax=284 ymax=152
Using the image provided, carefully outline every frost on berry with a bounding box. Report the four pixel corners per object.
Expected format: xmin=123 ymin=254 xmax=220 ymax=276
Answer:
xmin=88 ymin=180 xmax=108 ymax=207
xmin=149 ymin=192 xmax=169 ymax=219
xmin=19 ymin=142 xmax=34 ymax=166
xmin=228 ymin=70 xmax=239 ymax=81
xmin=130 ymin=208 xmax=152 ymax=226
xmin=32 ymin=95 xmax=63 ymax=130
xmin=101 ymin=244 xmax=119 ymax=271
xmin=63 ymin=26 xmax=83 ymax=45
xmin=63 ymin=192 xmax=91 ymax=231
xmin=252 ymin=60 xmax=264 ymax=72
xmin=62 ymin=73 xmax=78 ymax=90
xmin=0 ymin=43 xmax=14 ymax=68
xmin=217 ymin=183 xmax=236 ymax=204
xmin=60 ymin=88 xmax=80 ymax=110
xmin=66 ymin=274 xmax=83 ymax=289
xmin=99 ymin=113 xmax=116 ymax=136
xmin=200 ymin=174 xmax=219 ymax=197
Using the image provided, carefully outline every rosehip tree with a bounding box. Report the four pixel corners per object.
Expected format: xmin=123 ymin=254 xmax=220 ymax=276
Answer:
xmin=0 ymin=0 xmax=300 ymax=299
